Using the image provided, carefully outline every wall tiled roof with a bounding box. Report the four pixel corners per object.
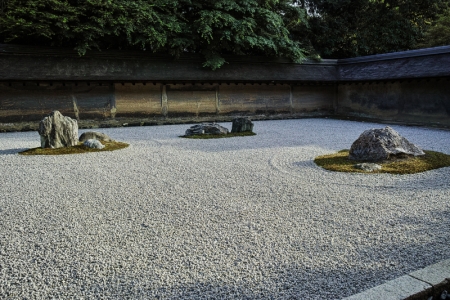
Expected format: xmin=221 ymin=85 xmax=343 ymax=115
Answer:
xmin=1 ymin=44 xmax=449 ymax=82
xmin=338 ymin=46 xmax=450 ymax=81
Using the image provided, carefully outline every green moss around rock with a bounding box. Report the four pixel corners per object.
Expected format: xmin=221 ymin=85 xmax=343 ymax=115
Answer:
xmin=19 ymin=141 xmax=129 ymax=155
xmin=314 ymin=150 xmax=450 ymax=174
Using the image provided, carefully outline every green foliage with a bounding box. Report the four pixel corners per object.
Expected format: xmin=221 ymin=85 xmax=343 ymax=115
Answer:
xmin=294 ymin=0 xmax=448 ymax=58
xmin=2 ymin=0 xmax=443 ymax=63
xmin=0 ymin=0 xmax=307 ymax=69
xmin=420 ymin=6 xmax=450 ymax=47
xmin=0 ymin=0 xmax=183 ymax=54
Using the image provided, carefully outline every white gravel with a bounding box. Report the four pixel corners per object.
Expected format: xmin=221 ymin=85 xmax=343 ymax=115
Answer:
xmin=0 ymin=119 xmax=449 ymax=299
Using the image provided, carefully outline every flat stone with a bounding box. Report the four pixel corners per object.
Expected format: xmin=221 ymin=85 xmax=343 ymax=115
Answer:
xmin=354 ymin=163 xmax=382 ymax=172
xmin=409 ymin=259 xmax=450 ymax=286
xmin=79 ymin=131 xmax=114 ymax=142
xmin=343 ymin=275 xmax=431 ymax=300
xmin=83 ymin=139 xmax=104 ymax=149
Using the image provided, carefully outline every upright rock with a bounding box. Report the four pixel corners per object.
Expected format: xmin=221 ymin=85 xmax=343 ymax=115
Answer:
xmin=38 ymin=111 xmax=78 ymax=148
xmin=79 ymin=131 xmax=114 ymax=142
xmin=349 ymin=126 xmax=425 ymax=161
xmin=185 ymin=123 xmax=229 ymax=136
xmin=231 ymin=117 xmax=254 ymax=133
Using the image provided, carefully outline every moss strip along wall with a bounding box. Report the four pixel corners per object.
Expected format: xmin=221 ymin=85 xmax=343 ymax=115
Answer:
xmin=1 ymin=44 xmax=450 ymax=128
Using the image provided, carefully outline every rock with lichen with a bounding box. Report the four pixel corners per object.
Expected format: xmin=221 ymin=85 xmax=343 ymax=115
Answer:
xmin=38 ymin=111 xmax=78 ymax=149
xmin=185 ymin=123 xmax=229 ymax=136
xmin=349 ymin=126 xmax=425 ymax=161
xmin=231 ymin=117 xmax=254 ymax=133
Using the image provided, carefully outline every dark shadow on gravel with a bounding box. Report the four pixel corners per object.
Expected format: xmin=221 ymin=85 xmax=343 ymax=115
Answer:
xmin=0 ymin=148 xmax=28 ymax=155
xmin=75 ymin=208 xmax=449 ymax=299
xmin=3 ymin=226 xmax=448 ymax=299
xmin=68 ymin=208 xmax=449 ymax=299
xmin=77 ymin=261 xmax=436 ymax=299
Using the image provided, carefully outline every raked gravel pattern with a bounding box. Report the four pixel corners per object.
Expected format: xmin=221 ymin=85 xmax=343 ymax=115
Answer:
xmin=0 ymin=119 xmax=449 ymax=299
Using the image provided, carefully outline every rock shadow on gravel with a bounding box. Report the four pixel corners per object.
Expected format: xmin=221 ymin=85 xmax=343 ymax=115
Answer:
xmin=15 ymin=206 xmax=448 ymax=300
xmin=0 ymin=148 xmax=29 ymax=155
xmin=77 ymin=264 xmax=410 ymax=299
xmin=78 ymin=205 xmax=450 ymax=299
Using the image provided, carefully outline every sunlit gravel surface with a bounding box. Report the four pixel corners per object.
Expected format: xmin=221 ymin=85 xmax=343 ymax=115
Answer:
xmin=0 ymin=119 xmax=449 ymax=299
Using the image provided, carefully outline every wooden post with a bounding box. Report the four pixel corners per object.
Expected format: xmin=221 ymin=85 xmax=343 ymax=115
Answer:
xmin=289 ymin=84 xmax=293 ymax=114
xmin=215 ymin=84 xmax=220 ymax=114
xmin=161 ymin=84 xmax=168 ymax=118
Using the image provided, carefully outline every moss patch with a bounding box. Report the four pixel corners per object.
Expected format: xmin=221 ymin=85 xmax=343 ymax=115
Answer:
xmin=19 ymin=141 xmax=129 ymax=155
xmin=314 ymin=150 xmax=450 ymax=174
xmin=180 ymin=131 xmax=256 ymax=139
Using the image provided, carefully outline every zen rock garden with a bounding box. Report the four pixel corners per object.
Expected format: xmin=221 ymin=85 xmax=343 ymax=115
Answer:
xmin=29 ymin=111 xmax=450 ymax=174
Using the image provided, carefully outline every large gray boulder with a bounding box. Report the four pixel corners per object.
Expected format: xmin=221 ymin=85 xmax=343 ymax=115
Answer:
xmin=79 ymin=131 xmax=114 ymax=142
xmin=38 ymin=111 xmax=78 ymax=149
xmin=185 ymin=123 xmax=229 ymax=136
xmin=349 ymin=126 xmax=425 ymax=161
xmin=231 ymin=117 xmax=254 ymax=133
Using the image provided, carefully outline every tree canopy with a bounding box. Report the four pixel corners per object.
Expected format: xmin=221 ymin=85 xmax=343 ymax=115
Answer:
xmin=0 ymin=0 xmax=448 ymax=66
xmin=419 ymin=5 xmax=450 ymax=48
xmin=0 ymin=0 xmax=307 ymax=69
xmin=293 ymin=0 xmax=448 ymax=58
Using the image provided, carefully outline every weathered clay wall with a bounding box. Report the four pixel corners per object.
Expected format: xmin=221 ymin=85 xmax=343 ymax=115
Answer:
xmin=0 ymin=82 xmax=113 ymax=122
xmin=337 ymin=79 xmax=450 ymax=126
xmin=218 ymin=84 xmax=291 ymax=115
xmin=166 ymin=84 xmax=218 ymax=117
xmin=1 ymin=82 xmax=334 ymax=123
xmin=2 ymin=79 xmax=449 ymax=128
xmin=1 ymin=44 xmax=450 ymax=129
xmin=114 ymin=83 xmax=161 ymax=118
xmin=292 ymin=85 xmax=335 ymax=113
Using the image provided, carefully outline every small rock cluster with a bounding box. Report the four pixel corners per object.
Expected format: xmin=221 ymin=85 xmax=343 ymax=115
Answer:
xmin=38 ymin=111 xmax=113 ymax=150
xmin=185 ymin=117 xmax=254 ymax=136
